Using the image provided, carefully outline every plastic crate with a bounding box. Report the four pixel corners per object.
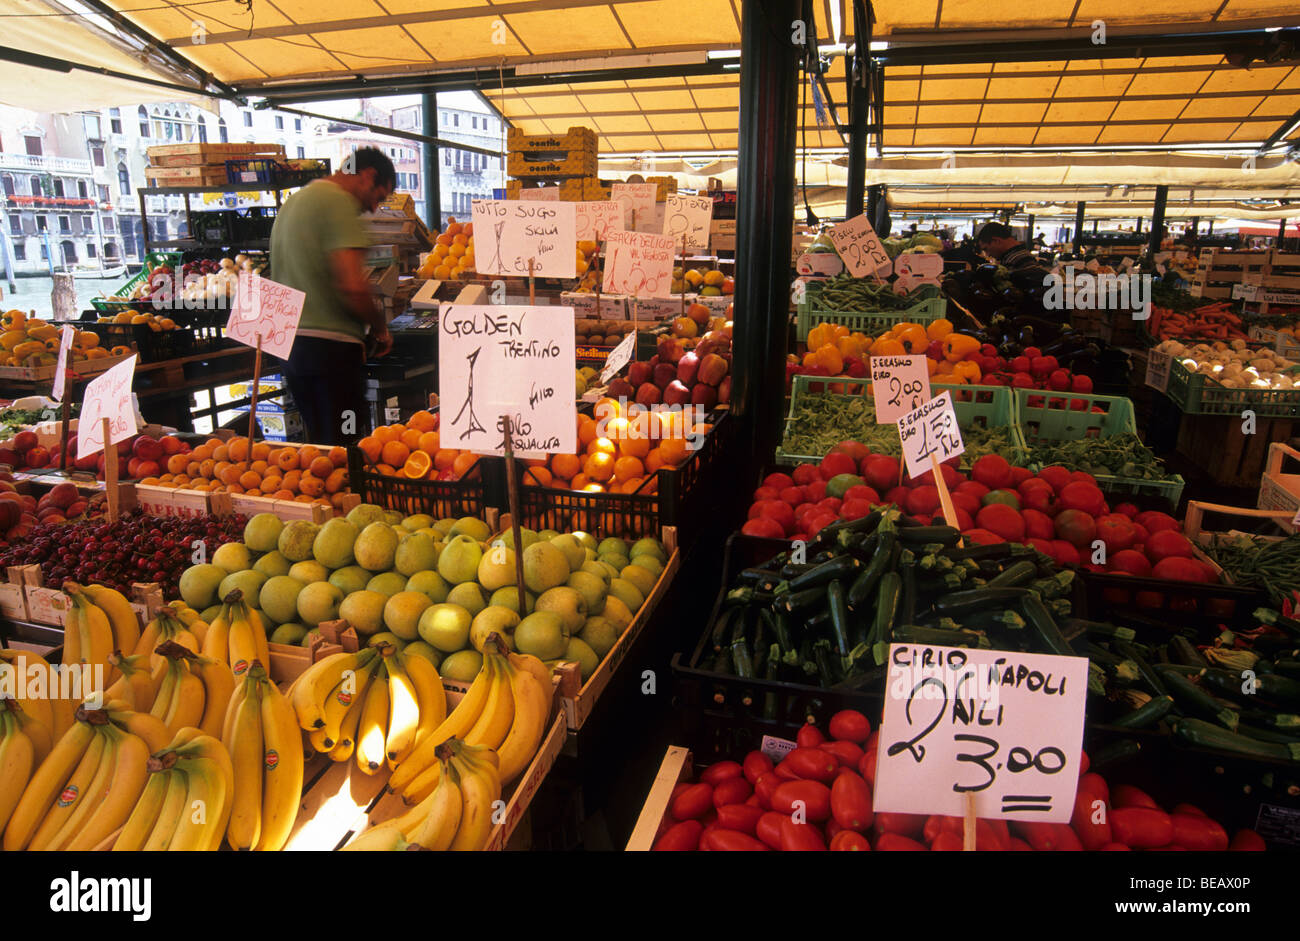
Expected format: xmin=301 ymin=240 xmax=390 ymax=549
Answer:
xmin=670 ymin=533 xmax=885 ymax=761
xmin=231 ymin=206 xmax=278 ymax=242
xmin=346 ymin=445 xmax=498 ymax=519
xmin=1164 ymin=355 xmax=1300 ymax=419
xmin=1249 ymin=323 xmax=1300 ymax=360
xmin=511 ymin=410 xmax=734 ymax=544
xmin=1015 ymin=388 xmax=1185 ymax=504
xmin=796 ymin=290 xmax=945 ymax=343
xmin=87 ymin=252 xmax=185 ymax=313
xmin=225 ymin=158 xmax=282 ymax=183
xmin=63 ymin=320 xmax=194 ymax=363
xmin=190 ymin=210 xmax=234 ymax=243
xmin=1076 ymin=568 xmax=1264 ymax=635
xmin=774 ymin=376 xmax=1025 ymax=466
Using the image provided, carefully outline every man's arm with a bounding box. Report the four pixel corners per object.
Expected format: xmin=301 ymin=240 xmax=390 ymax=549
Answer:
xmin=329 ymin=247 xmax=391 ymax=356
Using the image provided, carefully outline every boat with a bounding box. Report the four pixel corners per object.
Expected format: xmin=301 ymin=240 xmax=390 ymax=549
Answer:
xmin=66 ymin=264 xmax=128 ymax=280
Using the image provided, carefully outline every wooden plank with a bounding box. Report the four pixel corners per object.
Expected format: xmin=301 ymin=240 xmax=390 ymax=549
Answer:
xmin=625 ymin=746 xmax=693 ymax=851
xmin=282 ymin=754 xmax=392 ymax=851
xmin=146 ymin=142 xmax=286 ymax=165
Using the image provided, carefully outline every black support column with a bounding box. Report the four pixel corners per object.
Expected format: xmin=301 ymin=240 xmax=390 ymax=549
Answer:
xmin=843 ymin=3 xmax=871 ymax=218
xmin=733 ymin=0 xmax=800 ymax=470
xmin=1148 ymin=184 xmax=1168 ymax=256
xmin=1072 ymin=201 xmax=1086 ymax=253
xmin=421 ymin=91 xmax=441 ymax=231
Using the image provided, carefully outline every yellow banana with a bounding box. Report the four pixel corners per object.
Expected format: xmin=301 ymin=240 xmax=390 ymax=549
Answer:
xmin=329 ymin=685 xmax=365 ymax=763
xmin=389 ymin=797 xmax=433 ymax=841
xmin=463 ymin=655 xmax=514 ymax=751
xmin=9 ymin=700 xmax=53 ymax=766
xmin=384 ymin=651 xmax=420 ymax=769
xmin=340 ymin=824 xmax=409 ymax=851
xmin=507 ymin=650 xmax=552 ymax=691
xmin=76 ymin=583 xmax=142 ymax=664
xmin=109 ymin=707 xmax=170 ymax=755
xmin=222 ymin=676 xmax=251 ymax=747
xmin=149 ymin=658 xmax=180 ymax=722
xmin=47 ymin=727 xmax=125 ymax=851
xmin=64 ymin=726 xmax=150 ymax=851
xmin=170 ymin=603 xmax=209 ymax=647
xmin=193 ymin=656 xmax=235 ymax=738
xmin=0 ymin=651 xmax=54 ymax=733
xmin=243 ymin=604 xmax=271 ymax=670
xmin=409 ymin=756 xmax=462 ymax=851
xmin=62 ymin=599 xmax=83 ymax=668
xmin=448 ymin=750 xmax=500 ymax=851
xmin=256 ymin=670 xmax=304 ymax=852
xmin=141 ymin=764 xmax=189 ymax=850
xmin=227 ymin=599 xmax=259 ymax=680
xmin=163 ymin=667 xmax=205 ymax=735
xmin=321 ymin=654 xmax=380 ymax=750
xmin=291 ymin=649 xmax=376 ymax=731
xmin=131 ymin=617 xmax=161 ymax=662
xmin=401 ymin=751 xmax=444 ymax=806
xmin=387 ymin=656 xmax=494 ymax=796
xmin=167 ymin=754 xmax=228 ymax=851
xmin=201 ymin=600 xmax=230 ymax=664
xmin=28 ymin=727 xmax=108 ymax=851
xmin=104 ymin=652 xmax=158 ymax=712
xmin=355 ymin=665 xmax=390 ymax=775
xmin=70 ymin=591 xmax=114 ymax=671
xmin=225 ymin=679 xmax=263 ymax=851
xmin=402 ymin=650 xmax=447 ymax=748
xmin=112 ymin=764 xmax=170 ymax=851
xmin=494 ymin=660 xmax=550 ymax=786
xmin=0 ymin=708 xmax=36 ymax=835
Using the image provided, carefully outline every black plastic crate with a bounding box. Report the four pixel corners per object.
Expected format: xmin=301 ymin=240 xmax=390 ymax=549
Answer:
xmin=231 ymin=206 xmax=277 ymax=242
xmin=190 ymin=210 xmax=235 ymax=243
xmin=225 ymin=158 xmax=281 ymax=184
xmin=346 ymin=445 xmax=499 ymax=520
xmin=64 ymin=320 xmax=194 ymax=362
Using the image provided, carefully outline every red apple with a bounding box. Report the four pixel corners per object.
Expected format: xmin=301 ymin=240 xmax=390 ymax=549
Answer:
xmin=628 ymin=361 xmax=653 ymax=388
xmin=676 ymin=351 xmax=700 ymax=385
xmin=697 ymin=353 xmax=729 ymax=386
xmin=635 ymin=383 xmax=662 ymax=406
xmin=663 ymin=380 xmax=691 ymax=406
xmin=652 ymin=362 xmax=678 ymax=389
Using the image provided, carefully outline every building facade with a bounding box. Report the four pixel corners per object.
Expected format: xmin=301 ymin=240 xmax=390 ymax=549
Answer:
xmin=391 ymin=99 xmax=506 ymax=222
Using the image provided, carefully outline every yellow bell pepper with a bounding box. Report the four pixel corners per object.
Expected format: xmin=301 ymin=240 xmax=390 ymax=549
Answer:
xmin=926 ymin=318 xmax=954 ymax=341
xmin=897 ymin=325 xmax=929 ymax=355
xmin=943 ymin=333 xmax=982 ymax=362
xmin=870 ymin=336 xmax=906 ymax=357
xmin=952 ymin=360 xmax=982 ymax=383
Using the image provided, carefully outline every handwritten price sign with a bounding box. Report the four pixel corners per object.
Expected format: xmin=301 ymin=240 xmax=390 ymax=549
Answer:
xmin=827 ymin=213 xmax=893 ymax=278
xmin=601 ymin=229 xmax=676 ymax=297
xmin=51 ymin=324 xmax=76 ymax=402
xmin=575 ymin=201 xmax=624 ymax=242
xmin=610 ymin=182 xmax=657 ymax=230
xmin=471 ymin=200 xmax=577 ymax=279
xmin=226 ymin=272 xmax=305 ymax=360
xmin=76 ymin=353 xmax=138 ymax=459
xmin=897 ymin=391 xmax=964 ymax=478
xmin=871 ymin=355 xmax=932 ymax=424
xmin=873 ymin=643 xmax=1088 ymax=823
xmin=599 ymin=330 xmax=637 ymax=385
xmin=662 ymin=194 xmax=713 ymax=250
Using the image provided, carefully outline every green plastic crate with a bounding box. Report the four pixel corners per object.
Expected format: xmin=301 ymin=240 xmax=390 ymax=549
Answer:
xmin=88 ymin=252 xmax=184 ymax=313
xmin=1164 ymin=356 xmax=1300 ymax=419
xmin=796 ymin=286 xmax=945 ymax=343
xmin=1014 ymin=388 xmax=1185 ymax=505
xmin=775 ymin=376 xmax=1025 ymax=466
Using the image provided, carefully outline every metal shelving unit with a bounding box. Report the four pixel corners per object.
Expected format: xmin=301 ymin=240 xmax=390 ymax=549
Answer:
xmin=135 ymin=173 xmax=323 ymax=253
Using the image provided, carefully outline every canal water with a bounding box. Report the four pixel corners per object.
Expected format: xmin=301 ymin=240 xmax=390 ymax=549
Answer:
xmin=1 ymin=273 xmax=130 ymax=317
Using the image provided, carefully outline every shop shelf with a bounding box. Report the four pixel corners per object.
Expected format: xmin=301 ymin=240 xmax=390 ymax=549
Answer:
xmin=1014 ymin=388 xmax=1185 ymax=505
xmin=345 ymin=446 xmax=499 ymax=520
xmin=796 ymin=286 xmax=945 ymax=343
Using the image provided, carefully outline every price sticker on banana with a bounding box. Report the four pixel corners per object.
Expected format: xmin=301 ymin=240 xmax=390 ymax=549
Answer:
xmin=873 ymin=643 xmax=1089 ymax=822
xmin=870 ymin=355 xmax=931 ymax=424
xmin=896 ymin=390 xmax=964 ymax=479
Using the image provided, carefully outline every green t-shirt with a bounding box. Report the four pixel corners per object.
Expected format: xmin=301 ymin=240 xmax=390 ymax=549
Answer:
xmin=269 ymin=179 xmax=370 ymax=344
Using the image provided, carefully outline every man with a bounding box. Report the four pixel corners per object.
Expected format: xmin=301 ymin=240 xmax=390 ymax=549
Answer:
xmin=976 ymin=221 xmax=1045 ymax=274
xmin=269 ymin=146 xmax=395 ymax=445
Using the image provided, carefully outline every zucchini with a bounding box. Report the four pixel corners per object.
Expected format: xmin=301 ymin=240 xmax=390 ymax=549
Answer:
xmin=1089 ymin=737 xmax=1142 ymax=769
xmin=814 ymin=509 xmax=882 ymax=546
xmin=1255 ymin=673 xmax=1300 ymax=706
xmin=711 ymin=606 xmax=741 ymax=653
xmin=730 ymin=609 xmax=755 ymax=679
xmin=773 ymin=585 xmax=828 ymax=615
xmin=986 ymin=560 xmax=1038 ymax=588
xmin=869 ymin=572 xmax=902 ymax=665
xmin=761 ymin=644 xmax=780 ymax=720
xmin=1109 ymin=694 xmax=1174 ymax=729
xmin=826 ymin=580 xmax=851 ymax=657
xmin=898 ymin=525 xmax=961 ymax=547
xmin=1271 ymin=660 xmax=1300 ymax=679
xmin=1021 ymin=592 xmax=1075 ymax=658
xmin=1114 ymin=639 xmax=1169 ymax=698
xmin=942 ymin=543 xmax=1028 ymax=562
xmin=1171 ymin=717 xmax=1300 ymax=763
xmin=1196 ymin=667 xmax=1254 ymax=703
xmin=926 ymin=587 xmax=1032 ymax=620
xmin=1168 ymin=635 xmax=1208 ymax=668
xmin=788 ymin=554 xmax=862 ymax=592
xmin=847 ymin=531 xmax=896 ymax=606
xmin=1157 ymin=667 xmax=1239 ymax=731
xmin=893 ymin=624 xmax=990 ymax=648
xmin=813 ymin=640 xmax=838 ymax=687
xmin=899 ymin=558 xmax=917 ymax=626
xmin=778 ymin=562 xmax=817 ymax=579
xmin=760 ymin=608 xmax=793 ymax=656
xmin=1061 ymin=618 xmax=1136 ymax=642
xmin=1236 ymin=722 xmax=1300 ymax=745
xmin=961 ymin=609 xmax=1027 ymax=633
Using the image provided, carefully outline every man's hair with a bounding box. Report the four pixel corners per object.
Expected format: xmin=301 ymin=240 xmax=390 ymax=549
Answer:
xmin=347 ymin=146 xmax=397 ymax=189
xmin=976 ymin=222 xmax=1015 ymax=245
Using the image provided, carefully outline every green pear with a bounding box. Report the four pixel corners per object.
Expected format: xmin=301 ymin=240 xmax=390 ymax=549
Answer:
xmin=470 ymin=606 xmax=520 ymax=652
xmin=535 ymin=586 xmax=586 ymax=635
xmin=433 ymin=518 xmax=457 ymax=536
xmin=437 ymin=533 xmax=483 ymax=586
xmin=288 ymin=560 xmax=330 ymax=585
xmin=601 ymin=595 xmax=633 ymax=631
xmin=366 ymin=631 xmax=406 ymax=650
xmin=595 ymin=560 xmax=622 ymax=580
xmin=489 ymin=586 xmax=534 ymax=614
xmin=384 ymin=590 xmax=433 ymax=641
xmin=550 ymin=534 xmax=585 ymax=572
xmin=565 ymin=636 xmax=599 ymax=681
xmin=570 ymin=531 xmax=598 ymax=551
xmin=440 ymin=649 xmax=483 ymax=682
xmin=581 ymin=561 xmax=612 ymax=583
xmin=446 ymin=581 xmax=486 ymax=617
xmin=608 ymin=578 xmax=645 ymax=614
xmin=299 ymin=628 xmax=321 ymax=648
xmin=252 ymin=550 xmax=291 ymax=579
xmin=629 ymin=554 xmax=665 ymax=579
xmin=477 ymin=544 xmax=517 ymax=591
xmin=620 ymin=564 xmax=657 ymax=599
xmin=405 ymin=570 xmax=450 ymax=604
xmin=395 ymin=531 xmax=440 ymax=576
xmin=523 ymin=541 xmax=570 ymax=594
xmin=345 ymin=503 xmax=387 ymax=531
xmin=402 ymin=514 xmax=434 ymax=532
xmin=269 ymin=622 xmax=307 ymax=645
xmin=582 ymin=547 xmax=597 ymax=564
xmin=566 ymin=571 xmax=607 ymax=615
xmin=312 ymin=518 xmax=359 ymax=569
xmin=382 ymin=510 xmax=405 ymax=526
xmin=402 ymin=641 xmax=443 ymax=670
xmin=630 ymin=537 xmax=667 ymax=564
xmin=366 ymin=572 xmax=408 ymax=598
xmin=297 ymin=581 xmax=343 ymax=626
xmin=339 ymin=589 xmax=387 ymax=636
xmin=329 ymin=565 xmax=371 ymax=596
xmin=354 ymin=521 xmax=399 ymax=572
xmin=514 ymin=611 xmax=568 ymax=660
xmin=277 ymin=521 xmax=320 ymax=563
xmin=212 ymin=542 xmax=252 ymax=574
xmin=219 ymin=570 xmax=266 ymax=607
xmin=179 ymin=564 xmax=226 ymax=610
xmin=418 ymin=603 xmax=472 ymax=652
xmin=244 ymin=513 xmax=284 ymax=554
xmin=199 ymin=604 xmax=223 ymax=625
xmin=260 ymin=575 xmax=304 ymax=625
xmin=597 ymin=537 xmax=629 ymax=557
xmin=449 ymin=516 xmax=490 ymax=542
xmin=537 ymin=529 xmax=560 ymax=541
xmin=579 ymin=616 xmax=620 ymax=659
xmin=496 ymin=527 xmax=539 ymax=551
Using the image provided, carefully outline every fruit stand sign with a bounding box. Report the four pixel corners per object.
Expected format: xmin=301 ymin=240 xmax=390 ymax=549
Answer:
xmin=827 ymin=213 xmax=893 ymax=278
xmin=225 ymin=272 xmax=305 ymax=360
xmin=438 ymin=305 xmax=576 ymax=459
xmin=897 ymin=391 xmax=964 ymax=479
xmin=893 ymin=253 xmax=944 ymax=292
xmin=601 ymin=229 xmax=677 ymax=297
xmin=611 ymin=183 xmax=657 ymax=230
xmin=873 ymin=643 xmax=1088 ymax=823
xmin=600 ymin=330 xmax=637 ymax=385
xmin=870 ymin=355 xmax=932 ymax=424
xmin=471 ymin=199 xmax=577 ymax=279
xmin=662 ymin=194 xmax=713 ymax=251
xmin=76 ymin=353 xmax=138 ymax=458
xmin=51 ymin=324 xmax=76 ymax=402
xmin=575 ymin=201 xmax=624 ymax=243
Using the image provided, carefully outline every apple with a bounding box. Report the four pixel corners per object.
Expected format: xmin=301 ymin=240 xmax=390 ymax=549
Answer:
xmin=690 ymin=383 xmax=718 ymax=409
xmin=132 ymin=435 xmax=164 ymax=462
xmin=635 ymin=382 xmax=662 ymax=406
xmin=677 ymin=351 xmax=700 ymax=385
xmin=697 ymin=353 xmax=729 ymax=386
xmin=687 ymin=303 xmax=710 ymax=326
xmin=47 ymin=483 xmax=78 ymax=510
xmin=652 ymin=362 xmax=677 ymax=389
xmin=24 ymin=446 xmax=50 ymax=468
xmin=717 ymin=375 xmax=731 ymax=404
xmin=628 ymin=361 xmax=653 ymax=388
xmin=606 ymin=378 xmax=635 ymax=400
xmin=663 ymin=380 xmax=691 ymax=406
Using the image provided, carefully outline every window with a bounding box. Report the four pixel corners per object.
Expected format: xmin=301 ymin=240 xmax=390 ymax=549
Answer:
xmin=7 ymin=214 xmax=18 ymax=236
xmin=274 ymin=115 xmax=283 ymax=130
xmin=117 ymin=163 xmax=130 ymax=197
xmin=87 ymin=243 xmax=96 ymax=258
xmin=198 ymin=117 xmax=207 ymax=144
xmin=154 ymin=218 xmax=167 ymax=240
xmin=442 ymin=113 xmax=448 ymax=126
xmin=139 ymin=106 xmax=150 ymax=137
xmin=59 ymin=215 xmax=70 ymax=233
xmin=409 ymin=172 xmax=418 ymax=190
xmin=109 ymin=108 xmax=121 ymax=134
xmin=1 ymin=175 xmax=12 ymax=196
xmin=453 ymin=114 xmax=459 ymax=127
xmin=444 ymin=151 xmax=451 ymax=166
xmin=243 ymin=111 xmax=253 ymax=127
xmin=83 ymin=114 xmax=101 ymax=138
xmin=37 ymin=215 xmax=48 ymax=232
xmin=53 ymin=179 xmax=64 ymax=198
xmin=98 ymin=184 xmax=109 ymax=203
xmin=471 ymin=116 xmax=477 ymax=129
xmin=82 ymin=216 xmax=94 ymax=234
xmin=102 ymin=216 xmax=115 ymax=233
xmin=29 ymin=175 xmax=41 ymax=197
xmin=296 ymin=146 xmax=305 ymax=159
xmin=294 ymin=118 xmax=302 ymax=132
xmin=91 ymin=145 xmax=104 ymax=167
xmin=12 ymin=243 xmax=23 ymax=262
xmin=219 ymin=118 xmax=228 ymax=143
xmin=24 ymin=135 xmax=41 ymax=156
xmin=60 ymin=240 xmax=76 ymax=264
xmin=39 ymin=243 xmax=47 ymax=260
xmin=77 ymin=181 xmax=88 ymax=198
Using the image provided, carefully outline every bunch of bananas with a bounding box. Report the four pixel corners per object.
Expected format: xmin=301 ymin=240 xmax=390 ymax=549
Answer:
xmin=201 ymin=589 xmax=270 ymax=680
xmin=387 ymin=634 xmax=551 ymax=804
xmin=2 ymin=703 xmax=161 ymax=852
xmin=143 ymin=642 xmax=234 ymax=739
xmin=112 ymin=729 xmax=234 ymax=851
xmin=220 ymin=661 xmax=303 ymax=851
xmin=133 ymin=601 xmax=209 ymax=669
xmin=0 ymin=649 xmax=78 ymax=739
xmin=344 ymin=738 xmax=502 ymax=851
xmin=62 ymin=582 xmax=143 ymax=680
xmin=0 ymin=699 xmax=54 ymax=835
xmin=289 ymin=643 xmax=446 ymax=773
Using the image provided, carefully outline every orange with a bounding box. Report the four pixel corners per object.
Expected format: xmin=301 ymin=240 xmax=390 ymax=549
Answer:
xmin=550 ymin=453 xmax=582 ymax=481
xmin=584 ymin=452 xmax=615 ymax=482
xmin=452 ymin=452 xmax=478 ymax=477
xmin=605 ymin=417 xmax=630 ymax=441
xmin=644 ymin=448 xmax=664 ymax=474
xmin=408 ymin=410 xmax=436 ymax=432
xmin=619 ymin=477 xmax=645 ymax=494
xmin=400 ymin=428 xmax=423 ymax=452
xmin=659 ymin=438 xmax=688 ymax=466
xmin=190 ymin=444 xmax=213 ymax=462
xmin=297 ymin=445 xmax=321 ymax=466
xmin=403 ymin=451 xmax=432 ymax=479
xmin=594 ymin=397 xmax=622 ymax=421
xmin=586 ymin=437 xmax=616 ymax=457
xmin=356 ymin=438 xmax=380 ymax=466
xmin=166 ymin=453 xmax=189 ymax=475
xmin=577 ymin=416 xmax=598 ymax=448
xmin=571 ymin=472 xmax=590 ymax=491
xmin=433 ymin=449 xmax=459 ymax=471
xmin=250 ymin=442 xmax=271 ymax=462
xmin=140 ymin=476 xmax=160 ymax=487
xmin=328 ymin=446 xmax=347 ymax=467
xmin=186 ymin=460 xmax=202 ymax=477
xmin=262 ymin=475 xmax=282 ymax=493
xmin=239 ymin=470 xmax=261 ymax=490
xmin=325 ymin=468 xmax=348 ymax=493
xmin=417 ymin=431 xmax=441 ymax=455
xmin=522 ymin=465 xmax=552 ymax=488
xmin=376 ymin=464 xmax=396 ymax=477
xmin=331 ymin=493 xmax=352 ymax=509
xmin=657 ymin=410 xmax=684 ymax=439
xmin=249 ymin=459 xmax=270 ymax=476
xmin=299 ymin=474 xmax=325 ymax=497
xmin=381 ymin=441 xmax=410 ymax=468
xmin=245 ymin=489 xmax=263 ymax=498
xmin=309 ymin=456 xmax=334 ymax=479
xmin=228 ymin=437 xmax=250 ymax=463
xmin=581 ymin=483 xmax=606 ymax=493
xmin=613 ymin=456 xmax=644 ymax=482
xmin=282 ymin=470 xmax=302 ymax=491
xmin=212 ymin=444 xmax=230 ymax=463
xmin=617 ymin=429 xmax=650 ymax=460
xmin=373 ymin=425 xmax=398 ymax=446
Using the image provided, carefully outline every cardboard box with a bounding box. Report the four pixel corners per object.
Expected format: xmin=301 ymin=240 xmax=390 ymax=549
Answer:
xmin=694 ymin=294 xmax=732 ymax=314
xmin=233 ymin=408 xmax=304 ymax=442
xmin=0 ymin=581 xmax=28 ymax=621
xmin=25 ymin=586 xmax=68 ymax=626
xmin=134 ymin=484 xmax=211 ymax=517
xmin=629 ymin=297 xmax=685 ymax=321
xmin=561 ymin=292 xmax=628 ymax=319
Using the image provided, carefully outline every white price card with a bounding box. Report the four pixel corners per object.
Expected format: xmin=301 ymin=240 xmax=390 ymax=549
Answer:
xmin=611 ymin=182 xmax=657 ymax=230
xmin=601 ymin=229 xmax=677 ymax=297
xmin=575 ymin=201 xmax=624 ymax=243
xmin=438 ymin=305 xmax=576 ymax=459
xmin=226 ymin=272 xmax=305 ymax=360
xmin=517 ymin=186 xmax=559 ymax=201
xmin=827 ymin=213 xmax=893 ymax=278
xmin=51 ymin=324 xmax=76 ymax=402
xmin=76 ymin=354 xmax=138 ymax=459
xmin=662 ymin=194 xmax=713 ymax=251
xmin=873 ymin=643 xmax=1089 ymax=823
xmin=599 ymin=331 xmax=637 ymax=385
xmin=897 ymin=390 xmax=964 ymax=478
xmin=471 ymin=200 xmax=577 ymax=279
xmin=871 ymin=355 xmax=932 ymax=424
xmin=894 ymin=252 xmax=944 ymax=283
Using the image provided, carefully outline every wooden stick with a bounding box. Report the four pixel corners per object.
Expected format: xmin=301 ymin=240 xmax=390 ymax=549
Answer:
xmin=962 ymin=792 xmax=977 ymax=851
xmin=680 ymin=234 xmax=688 ymax=319
xmin=247 ymin=332 xmax=263 ymax=446
xmin=929 ymin=452 xmax=962 ymax=546
xmin=103 ymin=417 xmax=119 ymax=523
xmin=58 ymin=345 xmax=72 ymax=472
xmin=527 ymin=258 xmax=536 ymax=306
xmin=593 ymin=227 xmax=603 ymax=312
xmin=500 ymin=414 xmax=527 ymax=615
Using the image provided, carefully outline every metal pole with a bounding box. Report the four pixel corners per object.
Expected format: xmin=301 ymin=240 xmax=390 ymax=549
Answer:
xmin=1026 ymin=213 xmax=1035 ymax=243
xmin=1072 ymin=201 xmax=1085 ymax=253
xmin=421 ymin=91 xmax=441 ymax=231
xmin=1148 ymin=184 xmax=1168 ymax=256
xmin=733 ymin=0 xmax=800 ymax=468
xmin=1278 ymin=218 xmax=1288 ymax=244
xmin=843 ymin=2 xmax=870 ymax=218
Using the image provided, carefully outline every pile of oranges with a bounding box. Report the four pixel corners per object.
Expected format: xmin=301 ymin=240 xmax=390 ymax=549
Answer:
xmin=416 ymin=219 xmax=475 ymax=281
xmin=139 ymin=435 xmax=349 ymax=510
xmin=356 ymin=410 xmax=480 ymax=481
xmin=520 ymin=398 xmax=712 ymax=494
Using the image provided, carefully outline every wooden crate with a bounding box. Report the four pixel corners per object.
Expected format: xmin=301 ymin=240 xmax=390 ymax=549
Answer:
xmin=625 ymin=745 xmax=692 ymax=850
xmin=506 ymin=177 xmax=608 ymax=201
xmin=507 ymin=126 xmax=597 ymax=155
xmin=508 ymin=149 xmax=599 ymax=180
xmin=143 ymin=165 xmax=237 ymax=186
xmin=146 ymin=142 xmax=286 ymax=167
xmin=1190 ymin=248 xmax=1269 ymax=299
xmin=1257 ymin=441 xmax=1300 ymax=533
xmin=1175 ymin=412 xmax=1295 ymax=488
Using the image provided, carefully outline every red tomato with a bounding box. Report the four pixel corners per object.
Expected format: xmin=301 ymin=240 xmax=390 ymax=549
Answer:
xmin=924 ymin=815 xmax=963 ymax=844
xmin=742 ymin=751 xmax=773 ymax=784
xmin=711 ymin=776 xmax=753 ymax=808
xmin=872 ymin=812 xmax=926 ymax=839
xmin=1171 ymin=803 xmax=1207 ymax=817
xmin=755 ymin=812 xmax=785 ymax=849
xmin=930 ymin=831 xmax=964 ymax=851
xmin=778 ymin=817 xmax=828 ymax=851
xmin=875 ymin=833 xmax=928 ymax=851
xmin=653 ymin=820 xmax=703 ymax=851
xmin=671 ymin=782 xmax=714 ymax=821
xmin=1100 ymin=842 xmax=1131 ymax=851
xmin=1112 ymin=784 xmax=1158 ymax=809
xmin=830 ymin=770 xmax=874 ymax=832
xmin=699 ymin=761 xmax=744 ymax=787
xmin=1229 ymin=829 xmax=1267 ymax=851
xmin=857 ymin=744 xmax=878 ymax=786
xmin=770 ymin=780 xmax=832 ymax=821
xmin=716 ymin=803 xmax=764 ymax=835
xmin=1111 ymin=807 xmax=1174 ymax=849
xmin=818 ymin=739 xmax=864 ymax=768
xmin=1007 ymin=837 xmax=1033 ymax=851
xmin=705 ymin=828 xmax=770 ymax=851
xmin=1170 ymin=814 xmax=1228 ymax=852
xmin=1078 ymin=749 xmax=1090 ymax=776
xmin=828 ymin=709 xmax=871 ymax=743
xmin=796 ymin=724 xmax=825 ymax=748
xmin=1072 ymin=788 xmax=1112 ymax=851
xmin=782 ymin=747 xmax=839 ymax=782
xmin=830 ymin=830 xmax=872 ymax=851
xmin=753 ymin=773 xmax=781 ymax=809
xmin=774 ymin=762 xmax=801 ymax=781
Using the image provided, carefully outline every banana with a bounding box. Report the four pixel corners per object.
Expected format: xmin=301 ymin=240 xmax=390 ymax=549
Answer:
xmin=75 ymin=583 xmax=141 ymax=665
xmin=329 ymin=684 xmax=365 ymax=763
xmin=164 ymin=667 xmax=205 ymax=735
xmin=243 ymin=604 xmax=271 ymax=670
xmin=69 ymin=590 xmax=114 ymax=671
xmin=225 ymin=680 xmax=263 ymax=851
xmin=64 ymin=727 xmax=149 ymax=851
xmin=226 ymin=598 xmax=259 ymax=679
xmin=201 ymin=599 xmax=230 ymax=664
xmin=9 ymin=700 xmax=53 ymax=766
xmin=448 ymin=749 xmax=500 ymax=851
xmin=387 ymin=656 xmax=494 ymax=796
xmin=507 ymin=650 xmax=552 ymax=691
xmin=62 ymin=599 xmax=83 ymax=668
xmin=104 ymin=652 xmax=158 ymax=712
xmin=256 ymin=671 xmax=304 ymax=852
xmin=109 ymin=708 xmax=170 ymax=754
xmin=111 ymin=765 xmax=170 ymax=851
xmin=402 ymin=650 xmax=447 ymax=748
xmin=0 ymin=710 xmax=35 ymax=835
xmin=0 ymin=651 xmax=54 ymax=733
xmin=340 ymin=824 xmax=410 ymax=851
xmin=401 ymin=751 xmax=445 ymax=806
xmin=389 ymin=797 xmax=433 ymax=841
xmin=28 ymin=727 xmax=108 ymax=851
xmin=409 ymin=757 xmax=462 ymax=851
xmin=494 ymin=660 xmax=550 ymax=786
xmin=167 ymin=754 xmax=229 ymax=851
xmin=321 ymin=654 xmax=380 ymax=750
xmin=150 ymin=659 xmax=180 ymax=723
xmin=141 ymin=763 xmax=189 ymax=850
xmin=291 ymin=649 xmax=376 ymax=731
xmin=463 ymin=655 xmax=514 ymax=751
xmin=354 ymin=665 xmax=390 ymax=775
xmin=384 ymin=650 xmax=420 ymax=768
xmin=132 ymin=617 xmax=161 ymax=663
xmin=222 ymin=676 xmax=251 ymax=747
xmin=193 ymin=656 xmax=235 ymax=738
xmin=46 ymin=726 xmax=124 ymax=850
